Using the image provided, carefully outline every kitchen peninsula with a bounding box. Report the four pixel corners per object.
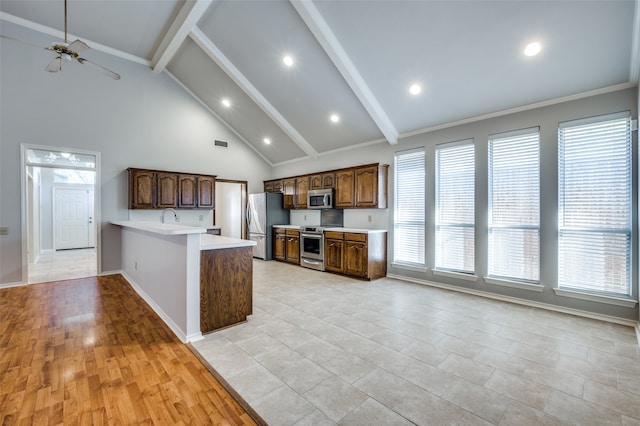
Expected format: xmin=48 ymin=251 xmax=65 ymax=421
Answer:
xmin=111 ymin=221 xmax=255 ymax=343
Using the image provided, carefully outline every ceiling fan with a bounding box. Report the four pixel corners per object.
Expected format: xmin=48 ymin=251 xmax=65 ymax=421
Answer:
xmin=0 ymin=0 xmax=120 ymax=80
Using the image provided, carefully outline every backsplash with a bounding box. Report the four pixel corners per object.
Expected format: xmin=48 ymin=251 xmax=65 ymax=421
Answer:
xmin=128 ymin=209 xmax=214 ymax=227
xmin=290 ymin=209 xmax=388 ymax=230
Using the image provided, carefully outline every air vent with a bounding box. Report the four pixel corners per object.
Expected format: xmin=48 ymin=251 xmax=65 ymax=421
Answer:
xmin=214 ymin=140 xmax=228 ymax=148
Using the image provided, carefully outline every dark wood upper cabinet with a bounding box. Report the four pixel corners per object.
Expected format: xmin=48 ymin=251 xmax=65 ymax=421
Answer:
xmin=310 ymin=174 xmax=323 ymax=190
xmin=178 ymin=174 xmax=197 ymax=208
xmin=296 ymin=177 xmax=309 ymax=209
xmin=335 ymin=169 xmax=356 ymax=208
xmin=129 ymin=168 xmax=215 ymax=210
xmin=283 ymin=178 xmax=296 ymax=209
xmin=197 ymin=176 xmax=215 ymax=209
xmin=263 ymin=163 xmax=387 ymax=210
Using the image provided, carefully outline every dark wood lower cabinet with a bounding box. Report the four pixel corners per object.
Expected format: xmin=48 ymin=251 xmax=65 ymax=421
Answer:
xmin=324 ymin=232 xmax=344 ymax=274
xmin=200 ymin=246 xmax=253 ymax=333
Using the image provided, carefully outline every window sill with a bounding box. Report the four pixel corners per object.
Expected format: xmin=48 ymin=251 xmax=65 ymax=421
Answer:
xmin=433 ymin=269 xmax=478 ymax=282
xmin=553 ymin=288 xmax=638 ymax=308
xmin=391 ymin=262 xmax=428 ymax=273
xmin=484 ymin=277 xmax=544 ymax=292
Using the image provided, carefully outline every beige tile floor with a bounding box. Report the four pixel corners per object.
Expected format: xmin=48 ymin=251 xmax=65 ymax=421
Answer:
xmin=192 ymin=260 xmax=640 ymax=426
xmin=28 ymin=248 xmax=97 ymax=284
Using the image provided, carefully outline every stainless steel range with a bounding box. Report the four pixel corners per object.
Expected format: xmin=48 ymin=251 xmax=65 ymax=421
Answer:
xmin=300 ymin=226 xmax=325 ymax=271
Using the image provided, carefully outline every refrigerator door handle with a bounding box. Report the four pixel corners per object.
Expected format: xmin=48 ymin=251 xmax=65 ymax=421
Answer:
xmin=246 ymin=207 xmax=251 ymax=227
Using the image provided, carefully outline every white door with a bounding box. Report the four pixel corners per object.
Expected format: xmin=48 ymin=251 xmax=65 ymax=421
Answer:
xmin=54 ymin=188 xmax=93 ymax=249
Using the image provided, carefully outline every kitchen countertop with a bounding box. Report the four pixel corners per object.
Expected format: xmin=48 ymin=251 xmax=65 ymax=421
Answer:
xmin=273 ymin=225 xmax=301 ymax=229
xmin=324 ymin=227 xmax=387 ymax=234
xmin=200 ymin=234 xmax=257 ymax=250
xmin=112 ymin=220 xmax=208 ymax=235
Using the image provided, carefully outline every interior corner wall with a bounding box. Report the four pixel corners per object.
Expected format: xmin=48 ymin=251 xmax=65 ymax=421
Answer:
xmin=273 ymin=87 xmax=638 ymax=322
xmin=0 ymin=26 xmax=271 ymax=285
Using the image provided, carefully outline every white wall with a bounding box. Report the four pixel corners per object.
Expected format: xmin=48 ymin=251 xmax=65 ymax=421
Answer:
xmin=273 ymin=88 xmax=639 ymax=322
xmin=0 ymin=23 xmax=271 ymax=284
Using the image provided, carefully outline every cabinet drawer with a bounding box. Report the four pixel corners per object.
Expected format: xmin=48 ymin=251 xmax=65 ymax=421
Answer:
xmin=344 ymin=232 xmax=366 ymax=242
xmin=324 ymin=231 xmax=344 ymax=240
xmin=286 ymin=229 xmax=300 ymax=236
xmin=274 ymin=227 xmax=285 ymax=234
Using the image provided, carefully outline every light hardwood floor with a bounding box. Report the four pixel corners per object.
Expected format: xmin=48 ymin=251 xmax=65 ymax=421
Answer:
xmin=0 ymin=275 xmax=257 ymax=425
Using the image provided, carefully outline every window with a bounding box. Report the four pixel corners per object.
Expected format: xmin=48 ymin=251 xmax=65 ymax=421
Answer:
xmin=435 ymin=140 xmax=475 ymax=273
xmin=558 ymin=112 xmax=632 ymax=296
xmin=394 ymin=148 xmax=425 ymax=266
xmin=488 ymin=128 xmax=540 ymax=282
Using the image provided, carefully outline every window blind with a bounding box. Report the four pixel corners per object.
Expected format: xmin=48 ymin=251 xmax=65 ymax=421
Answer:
xmin=558 ymin=112 xmax=632 ymax=296
xmin=488 ymin=128 xmax=540 ymax=282
xmin=394 ymin=148 xmax=425 ymax=266
xmin=435 ymin=140 xmax=475 ymax=273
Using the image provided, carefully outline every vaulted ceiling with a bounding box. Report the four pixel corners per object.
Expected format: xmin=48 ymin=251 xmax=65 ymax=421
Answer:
xmin=1 ymin=0 xmax=638 ymax=165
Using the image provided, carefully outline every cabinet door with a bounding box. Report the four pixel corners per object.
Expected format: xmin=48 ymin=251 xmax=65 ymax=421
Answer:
xmin=296 ymin=177 xmax=309 ymax=209
xmin=345 ymin=241 xmax=367 ymax=278
xmin=178 ymin=174 xmax=197 ymax=208
xmin=335 ymin=169 xmax=355 ymax=208
xmin=129 ymin=169 xmax=155 ymax=209
xmin=264 ymin=181 xmax=274 ymax=193
xmin=286 ymin=236 xmax=300 ymax=263
xmin=324 ymin=238 xmax=344 ymax=273
xmin=273 ymin=180 xmax=283 ymax=193
xmin=355 ymin=166 xmax=378 ymax=208
xmin=322 ymin=173 xmax=335 ymax=189
xmin=283 ymin=178 xmax=296 ymax=209
xmin=274 ymin=233 xmax=286 ymax=261
xmin=156 ymin=172 xmax=178 ymax=208
xmin=197 ymin=176 xmax=215 ymax=208
xmin=310 ymin=175 xmax=323 ymax=190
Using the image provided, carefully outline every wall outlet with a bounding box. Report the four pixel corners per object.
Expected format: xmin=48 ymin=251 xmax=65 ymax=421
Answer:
xmin=368 ymin=215 xmax=372 ymax=222
xmin=199 ymin=215 xmax=204 ymax=221
xmin=0 ymin=227 xmax=7 ymax=235
xmin=304 ymin=215 xmax=307 ymax=221
xmin=134 ymin=261 xmax=138 ymax=270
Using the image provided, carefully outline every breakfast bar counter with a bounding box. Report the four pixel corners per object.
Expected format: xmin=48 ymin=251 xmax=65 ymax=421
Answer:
xmin=111 ymin=221 xmax=256 ymax=342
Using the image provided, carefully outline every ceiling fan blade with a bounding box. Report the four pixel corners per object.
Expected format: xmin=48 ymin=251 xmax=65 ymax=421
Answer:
xmin=76 ymin=57 xmax=121 ymax=80
xmin=67 ymin=39 xmax=89 ymax=54
xmin=45 ymin=57 xmax=63 ymax=73
xmin=0 ymin=34 xmax=48 ymax=51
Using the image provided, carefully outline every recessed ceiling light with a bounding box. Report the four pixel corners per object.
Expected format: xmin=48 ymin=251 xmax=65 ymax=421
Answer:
xmin=524 ymin=41 xmax=542 ymax=57
xmin=263 ymin=137 xmax=271 ymax=145
xmin=221 ymin=98 xmax=231 ymax=108
xmin=283 ymin=55 xmax=294 ymax=67
xmin=409 ymin=83 xmax=422 ymax=95
xmin=330 ymin=114 xmax=340 ymax=123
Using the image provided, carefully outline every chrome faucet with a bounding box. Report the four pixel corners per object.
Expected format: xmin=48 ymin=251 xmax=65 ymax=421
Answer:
xmin=161 ymin=208 xmax=177 ymax=223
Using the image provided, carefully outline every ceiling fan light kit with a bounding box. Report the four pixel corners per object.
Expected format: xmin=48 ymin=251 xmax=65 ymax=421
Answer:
xmin=1 ymin=0 xmax=120 ymax=80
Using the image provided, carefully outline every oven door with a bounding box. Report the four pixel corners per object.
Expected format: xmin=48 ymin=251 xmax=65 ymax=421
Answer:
xmin=300 ymin=232 xmax=324 ymax=261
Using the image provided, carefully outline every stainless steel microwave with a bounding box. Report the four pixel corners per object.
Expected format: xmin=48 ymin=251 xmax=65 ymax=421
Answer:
xmin=308 ymin=189 xmax=333 ymax=209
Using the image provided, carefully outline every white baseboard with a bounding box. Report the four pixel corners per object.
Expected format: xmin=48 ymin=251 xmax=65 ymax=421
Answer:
xmin=119 ymin=271 xmax=200 ymax=344
xmin=0 ymin=281 xmax=27 ymax=289
xmin=387 ymin=273 xmax=639 ymax=329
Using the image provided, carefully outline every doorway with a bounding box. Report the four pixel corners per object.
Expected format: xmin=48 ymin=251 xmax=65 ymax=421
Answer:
xmin=22 ymin=145 xmax=100 ymax=284
xmin=214 ymin=180 xmax=247 ymax=239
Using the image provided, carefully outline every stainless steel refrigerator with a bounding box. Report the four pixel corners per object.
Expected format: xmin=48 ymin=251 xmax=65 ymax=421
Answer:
xmin=247 ymin=193 xmax=289 ymax=260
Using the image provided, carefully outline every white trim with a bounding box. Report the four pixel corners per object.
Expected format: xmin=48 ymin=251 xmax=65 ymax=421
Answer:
xmin=0 ymin=281 xmax=28 ymax=289
xmin=489 ymin=126 xmax=541 ymax=141
xmin=484 ymin=277 xmax=544 ymax=292
xmin=553 ymin=288 xmax=638 ymax=308
xmin=630 ymin=0 xmax=640 ymax=83
xmin=401 ymin=83 xmax=636 ymax=140
xmin=635 ymin=323 xmax=640 ymax=348
xmin=390 ymin=262 xmax=428 ymax=273
xmin=387 ymin=274 xmax=638 ymax=328
xmin=558 ymin=110 xmax=631 ymax=129
xmin=432 ymin=269 xmax=478 ymax=282
xmin=120 ymin=271 xmax=203 ymax=344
